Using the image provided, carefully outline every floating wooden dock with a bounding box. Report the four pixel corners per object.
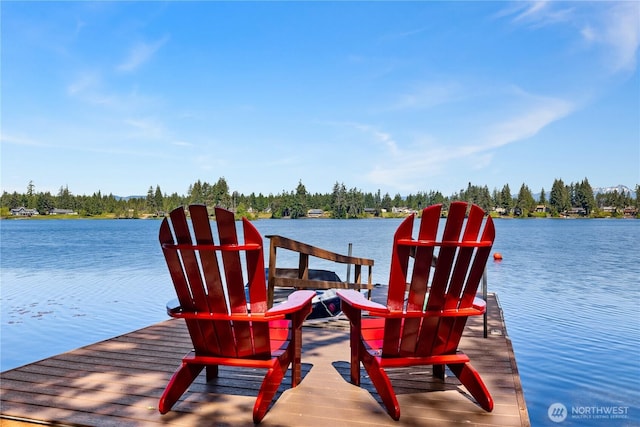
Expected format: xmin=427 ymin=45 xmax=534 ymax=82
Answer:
xmin=1 ymin=294 xmax=529 ymax=426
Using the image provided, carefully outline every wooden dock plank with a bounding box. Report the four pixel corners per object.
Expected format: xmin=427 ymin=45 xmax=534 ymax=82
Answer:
xmin=1 ymin=294 xmax=529 ymax=426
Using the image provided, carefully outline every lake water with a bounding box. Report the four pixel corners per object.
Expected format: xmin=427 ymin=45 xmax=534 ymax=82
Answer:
xmin=1 ymin=217 xmax=638 ymax=426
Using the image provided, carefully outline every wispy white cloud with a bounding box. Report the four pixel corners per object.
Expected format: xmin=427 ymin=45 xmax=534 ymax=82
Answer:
xmin=338 ymin=122 xmax=399 ymax=155
xmin=359 ymin=125 xmax=398 ymax=155
xmin=380 ymin=27 xmax=428 ymax=41
xmin=66 ymin=72 xmax=123 ymax=107
xmin=483 ymin=94 xmax=574 ymax=149
xmin=514 ymin=1 xmax=576 ymax=27
xmin=511 ymin=1 xmax=550 ymax=23
xmin=172 ymin=140 xmax=193 ymax=148
xmin=389 ymin=81 xmax=464 ymax=111
xmin=0 ymin=133 xmax=46 ymax=147
xmin=361 ymin=89 xmax=575 ymax=191
xmin=590 ymin=2 xmax=640 ymax=73
xmin=116 ymin=34 xmax=170 ymax=72
xmin=500 ymin=1 xmax=639 ymax=74
xmin=124 ymin=117 xmax=167 ymax=140
xmin=66 ymin=72 xmax=163 ymax=114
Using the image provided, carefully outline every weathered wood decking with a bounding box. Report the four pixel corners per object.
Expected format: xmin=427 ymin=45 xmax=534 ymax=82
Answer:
xmin=0 ymin=294 xmax=529 ymax=426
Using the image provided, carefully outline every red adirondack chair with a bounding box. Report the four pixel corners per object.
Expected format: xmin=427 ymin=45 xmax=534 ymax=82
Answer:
xmin=158 ymin=205 xmax=314 ymax=423
xmin=337 ymin=202 xmax=495 ymax=420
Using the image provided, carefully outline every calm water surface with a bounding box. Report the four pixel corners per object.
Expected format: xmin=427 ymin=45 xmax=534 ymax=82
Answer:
xmin=1 ymin=217 xmax=638 ymax=426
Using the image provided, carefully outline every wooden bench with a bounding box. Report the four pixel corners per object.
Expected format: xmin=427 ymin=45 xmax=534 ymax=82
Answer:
xmin=266 ymin=235 xmax=375 ymax=308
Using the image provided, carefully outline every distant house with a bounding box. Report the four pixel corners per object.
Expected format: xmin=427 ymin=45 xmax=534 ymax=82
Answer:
xmin=49 ymin=208 xmax=77 ymax=215
xmin=535 ymin=205 xmax=549 ymax=213
xmin=391 ymin=207 xmax=416 ymax=214
xmin=307 ymin=209 xmax=324 ymax=218
xmin=10 ymin=207 xmax=39 ymax=216
xmin=494 ymin=207 xmax=508 ymax=216
xmin=566 ymin=207 xmax=587 ymax=216
xmin=623 ymin=207 xmax=638 ymax=217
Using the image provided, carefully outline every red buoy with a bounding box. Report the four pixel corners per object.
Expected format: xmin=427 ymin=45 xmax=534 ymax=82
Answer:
xmin=493 ymin=252 xmax=503 ymax=261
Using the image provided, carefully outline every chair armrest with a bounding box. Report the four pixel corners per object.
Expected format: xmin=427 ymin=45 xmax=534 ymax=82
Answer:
xmin=336 ymin=292 xmax=486 ymax=318
xmin=166 ymin=305 xmax=285 ymax=322
xmin=166 ymin=291 xmax=314 ymax=321
xmin=471 ymin=296 xmax=487 ymax=313
xmin=337 ymin=289 xmax=389 ymax=314
xmin=266 ymin=290 xmax=315 ymax=316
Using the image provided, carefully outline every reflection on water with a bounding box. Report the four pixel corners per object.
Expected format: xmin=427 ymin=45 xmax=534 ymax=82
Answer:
xmin=1 ymin=217 xmax=639 ymax=426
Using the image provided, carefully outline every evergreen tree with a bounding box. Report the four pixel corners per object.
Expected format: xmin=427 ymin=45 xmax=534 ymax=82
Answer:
xmin=381 ymin=192 xmax=392 ymax=211
xmin=26 ymin=181 xmax=36 ymax=209
xmin=500 ymin=184 xmax=513 ymax=213
xmin=291 ymin=180 xmax=308 ymax=218
xmin=576 ymin=178 xmax=595 ymax=215
xmin=392 ymin=193 xmax=403 ymax=208
xmin=36 ymin=192 xmax=55 ymax=214
xmin=146 ymin=186 xmax=156 ymax=211
xmin=154 ymin=185 xmax=164 ymax=213
xmin=346 ymin=187 xmax=364 ymax=218
xmin=492 ymin=188 xmax=502 ymax=210
xmin=515 ymin=183 xmax=536 ymax=216
xmin=550 ymin=179 xmax=570 ymax=215
xmin=363 ymin=192 xmax=375 ymax=210
xmin=57 ymin=185 xmax=74 ymax=209
xmin=212 ymin=177 xmax=230 ymax=208
xmin=331 ymin=182 xmax=347 ymax=218
xmin=188 ymin=180 xmax=204 ymax=205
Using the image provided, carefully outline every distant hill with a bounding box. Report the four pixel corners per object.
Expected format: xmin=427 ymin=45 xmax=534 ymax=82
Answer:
xmin=592 ymin=185 xmax=635 ymax=198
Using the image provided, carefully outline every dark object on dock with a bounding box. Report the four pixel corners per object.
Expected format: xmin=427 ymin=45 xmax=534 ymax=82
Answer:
xmin=269 ymin=268 xmax=346 ymax=319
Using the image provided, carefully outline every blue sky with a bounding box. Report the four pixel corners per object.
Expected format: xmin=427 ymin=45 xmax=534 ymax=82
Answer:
xmin=2 ymin=1 xmax=639 ymax=198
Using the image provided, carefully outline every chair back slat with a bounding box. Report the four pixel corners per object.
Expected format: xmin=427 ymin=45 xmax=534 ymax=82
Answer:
xmin=243 ymin=217 xmax=271 ymax=354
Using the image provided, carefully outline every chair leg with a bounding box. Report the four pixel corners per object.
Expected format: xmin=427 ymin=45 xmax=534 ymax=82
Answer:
xmin=349 ymin=338 xmax=362 ymax=386
xmin=205 ymin=365 xmax=219 ymax=382
xmin=253 ymin=354 xmax=289 ymax=423
xmin=342 ymin=304 xmax=362 ymax=386
xmin=448 ymin=362 xmax=494 ymax=412
xmin=290 ymin=325 xmax=303 ymax=387
xmin=159 ymin=362 xmax=204 ymax=414
xmin=433 ymin=364 xmax=445 ymax=380
xmin=362 ymin=353 xmax=400 ymax=420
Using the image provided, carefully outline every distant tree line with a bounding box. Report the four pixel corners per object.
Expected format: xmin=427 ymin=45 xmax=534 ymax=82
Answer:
xmin=1 ymin=178 xmax=638 ymax=219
